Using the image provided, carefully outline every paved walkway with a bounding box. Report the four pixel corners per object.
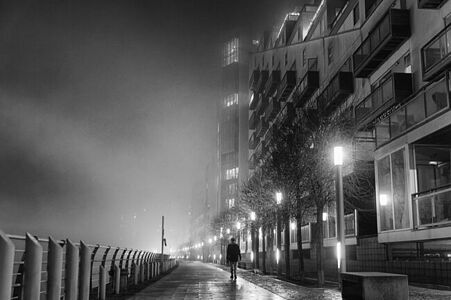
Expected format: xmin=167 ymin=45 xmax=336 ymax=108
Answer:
xmin=124 ymin=261 xmax=451 ymax=300
xmin=124 ymin=261 xmax=284 ymax=299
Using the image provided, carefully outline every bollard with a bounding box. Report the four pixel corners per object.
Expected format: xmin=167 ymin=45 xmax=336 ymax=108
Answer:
xmin=23 ymin=233 xmax=43 ymax=300
xmin=99 ymin=265 xmax=106 ymax=300
xmin=47 ymin=237 xmax=63 ymax=300
xmin=0 ymin=231 xmax=14 ymax=300
xmin=65 ymin=239 xmax=79 ymax=300
xmin=114 ymin=265 xmax=120 ymax=294
xmin=79 ymin=241 xmax=91 ymax=300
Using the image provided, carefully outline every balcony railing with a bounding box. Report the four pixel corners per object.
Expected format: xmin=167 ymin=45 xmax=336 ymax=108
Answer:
xmin=255 ymin=95 xmax=269 ymax=117
xmin=317 ymin=71 xmax=354 ymax=114
xmin=265 ymin=99 xmax=281 ymax=122
xmin=277 ymin=71 xmax=297 ymax=102
xmin=422 ymin=23 xmax=451 ymax=81
xmin=355 ymin=73 xmax=413 ymax=128
xmin=375 ymin=74 xmax=450 ymax=146
xmin=249 ymin=111 xmax=258 ymax=130
xmin=264 ymin=71 xmax=281 ymax=98
xmin=301 ymin=223 xmax=311 ymax=243
xmin=293 ymin=70 xmax=320 ymax=108
xmin=353 ymin=9 xmax=411 ymax=78
xmin=412 ymin=184 xmax=451 ymax=229
xmin=249 ymin=131 xmax=259 ymax=150
xmin=249 ymin=92 xmax=259 ymax=110
xmin=249 ymin=154 xmax=256 ymax=169
xmin=418 ymin=0 xmax=447 ymax=9
xmin=249 ymin=70 xmax=260 ymax=91
xmin=323 ymin=210 xmax=358 ymax=239
xmin=278 ymin=102 xmax=296 ymax=126
xmin=256 ymin=71 xmax=269 ymax=93
xmin=255 ymin=117 xmax=269 ymax=138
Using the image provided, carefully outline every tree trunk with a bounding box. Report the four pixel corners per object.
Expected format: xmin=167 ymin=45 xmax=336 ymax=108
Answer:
xmin=284 ymin=215 xmax=291 ymax=279
xmin=277 ymin=214 xmax=282 ymax=277
xmin=267 ymin=225 xmax=274 ymax=274
xmin=296 ymin=217 xmax=305 ymax=282
xmin=316 ymin=206 xmax=325 ymax=286
xmin=256 ymin=226 xmax=260 ymax=269
xmin=262 ymin=227 xmax=267 ymax=274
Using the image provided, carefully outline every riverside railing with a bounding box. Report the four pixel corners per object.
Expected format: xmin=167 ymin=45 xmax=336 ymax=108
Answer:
xmin=0 ymin=230 xmax=177 ymax=300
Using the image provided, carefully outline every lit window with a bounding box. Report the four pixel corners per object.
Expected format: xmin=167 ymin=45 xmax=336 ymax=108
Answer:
xmin=224 ymin=94 xmax=238 ymax=107
xmin=227 ymin=198 xmax=235 ymax=208
xmin=225 ymin=167 xmax=239 ymax=180
xmin=223 ymin=38 xmax=239 ymax=66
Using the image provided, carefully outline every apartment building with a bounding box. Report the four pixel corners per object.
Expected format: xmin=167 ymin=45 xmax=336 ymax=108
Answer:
xmin=248 ymin=0 xmax=451 ymax=285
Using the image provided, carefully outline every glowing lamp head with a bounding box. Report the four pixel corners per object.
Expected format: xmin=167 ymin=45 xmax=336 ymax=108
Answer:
xmin=334 ymin=146 xmax=344 ymax=166
xmin=236 ymin=221 xmax=241 ymax=230
xmin=250 ymin=211 xmax=256 ymax=221
xmin=208 ymin=238 xmax=212 ymax=244
xmin=380 ymin=194 xmax=389 ymax=206
xmin=291 ymin=222 xmax=296 ymax=230
xmin=276 ymin=191 xmax=283 ymax=205
xmin=322 ymin=212 xmax=328 ymax=221
xmin=214 ymin=235 xmax=217 ymax=241
xmin=226 ymin=228 xmax=231 ymax=234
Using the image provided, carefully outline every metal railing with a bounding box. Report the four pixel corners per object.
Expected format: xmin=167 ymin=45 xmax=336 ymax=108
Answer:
xmin=0 ymin=230 xmax=177 ymax=300
xmin=412 ymin=184 xmax=451 ymax=229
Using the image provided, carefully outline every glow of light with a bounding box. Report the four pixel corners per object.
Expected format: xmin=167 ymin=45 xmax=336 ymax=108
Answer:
xmin=250 ymin=211 xmax=256 ymax=221
xmin=247 ymin=234 xmax=251 ymax=242
xmin=201 ymin=242 xmax=204 ymax=247
xmin=429 ymin=161 xmax=439 ymax=165
xmin=226 ymin=228 xmax=231 ymax=234
xmin=276 ymin=191 xmax=283 ymax=205
xmin=322 ymin=212 xmax=328 ymax=221
xmin=219 ymin=254 xmax=222 ymax=260
xmin=220 ymin=227 xmax=223 ymax=233
xmin=197 ymin=255 xmax=200 ymax=259
xmin=220 ymin=233 xmax=224 ymax=238
xmin=380 ymin=194 xmax=389 ymax=206
xmin=209 ymin=238 xmax=212 ymax=244
xmin=259 ymin=227 xmax=262 ymax=238
xmin=334 ymin=146 xmax=344 ymax=166
xmin=214 ymin=254 xmax=216 ymax=260
xmin=201 ymin=256 xmax=203 ymax=260
xmin=277 ymin=12 xmax=301 ymax=39
xmin=276 ymin=248 xmax=280 ymax=264
xmin=251 ymin=251 xmax=254 ymax=262
xmin=236 ymin=221 xmax=241 ymax=230
xmin=291 ymin=222 xmax=296 ymax=230
xmin=249 ymin=93 xmax=255 ymax=107
xmin=214 ymin=235 xmax=217 ymax=241
xmin=304 ymin=0 xmax=325 ymax=41
xmin=337 ymin=242 xmax=341 ymax=269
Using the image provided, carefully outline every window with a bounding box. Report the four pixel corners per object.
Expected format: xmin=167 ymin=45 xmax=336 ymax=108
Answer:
xmin=377 ymin=148 xmax=409 ymax=231
xmin=353 ymin=3 xmax=360 ymax=25
xmin=415 ymin=146 xmax=451 ymax=193
xmin=224 ymin=93 xmax=238 ymax=107
xmin=404 ymin=53 xmax=411 ymax=73
xmin=223 ymin=38 xmax=239 ymax=66
xmin=225 ymin=167 xmax=239 ymax=180
xmin=227 ymin=183 xmax=238 ymax=195
xmin=227 ymin=198 xmax=235 ymax=209
xmin=290 ymin=221 xmax=298 ymax=243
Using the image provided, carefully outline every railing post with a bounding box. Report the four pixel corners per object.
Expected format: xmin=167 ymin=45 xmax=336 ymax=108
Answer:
xmin=47 ymin=237 xmax=63 ymax=300
xmin=79 ymin=241 xmax=91 ymax=300
xmin=114 ymin=265 xmax=120 ymax=294
xmin=0 ymin=231 xmax=14 ymax=300
xmin=65 ymin=239 xmax=79 ymax=300
xmin=140 ymin=263 xmax=144 ymax=283
xmin=23 ymin=233 xmax=43 ymax=300
xmin=99 ymin=265 xmax=106 ymax=300
xmin=133 ymin=263 xmax=139 ymax=285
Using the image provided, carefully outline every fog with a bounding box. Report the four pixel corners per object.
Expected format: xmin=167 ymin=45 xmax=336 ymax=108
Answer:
xmin=0 ymin=0 xmax=303 ymax=250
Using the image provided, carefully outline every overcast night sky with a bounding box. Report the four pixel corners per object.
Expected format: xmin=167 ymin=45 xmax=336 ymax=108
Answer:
xmin=0 ymin=0 xmax=301 ymax=250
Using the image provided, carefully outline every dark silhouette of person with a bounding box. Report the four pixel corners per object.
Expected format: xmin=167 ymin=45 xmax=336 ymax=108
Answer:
xmin=226 ymin=237 xmax=241 ymax=280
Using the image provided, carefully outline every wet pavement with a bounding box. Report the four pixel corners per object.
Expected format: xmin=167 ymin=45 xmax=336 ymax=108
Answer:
xmin=124 ymin=261 xmax=284 ymax=299
xmin=124 ymin=261 xmax=451 ymax=300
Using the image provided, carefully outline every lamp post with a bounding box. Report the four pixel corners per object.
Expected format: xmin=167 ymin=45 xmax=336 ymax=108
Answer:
xmin=275 ymin=191 xmax=283 ymax=276
xmin=334 ymin=146 xmax=346 ymax=287
xmin=250 ymin=211 xmax=256 ymax=269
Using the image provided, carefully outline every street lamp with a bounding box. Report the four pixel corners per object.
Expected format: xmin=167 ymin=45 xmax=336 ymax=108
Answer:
xmin=275 ymin=191 xmax=283 ymax=275
xmin=334 ymin=146 xmax=346 ymax=286
xmin=276 ymin=191 xmax=283 ymax=205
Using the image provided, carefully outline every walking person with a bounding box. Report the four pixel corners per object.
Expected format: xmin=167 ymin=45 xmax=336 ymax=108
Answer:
xmin=226 ymin=237 xmax=241 ymax=280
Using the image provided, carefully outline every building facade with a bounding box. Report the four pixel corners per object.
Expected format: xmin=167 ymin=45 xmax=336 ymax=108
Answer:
xmin=218 ymin=37 xmax=250 ymax=214
xmin=248 ymin=0 xmax=451 ymax=285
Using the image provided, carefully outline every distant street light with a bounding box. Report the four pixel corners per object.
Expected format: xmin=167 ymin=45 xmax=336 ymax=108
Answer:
xmin=334 ymin=146 xmax=346 ymax=288
xmin=276 ymin=191 xmax=283 ymax=205
xmin=236 ymin=221 xmax=241 ymax=230
xmin=250 ymin=211 xmax=256 ymax=221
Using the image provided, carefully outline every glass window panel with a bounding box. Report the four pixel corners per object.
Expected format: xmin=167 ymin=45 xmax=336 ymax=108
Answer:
xmin=415 ymin=146 xmax=451 ymax=192
xmin=425 ymin=78 xmax=448 ymax=117
xmin=424 ymin=38 xmax=443 ymax=71
xmin=406 ymin=95 xmax=426 ymax=128
xmin=372 ymin=88 xmax=383 ymax=109
xmin=392 ymin=149 xmax=409 ymax=229
xmin=434 ymin=190 xmax=451 ymax=223
xmin=376 ymin=117 xmax=390 ymax=146
xmin=390 ymin=108 xmax=406 ymax=138
xmin=382 ymin=78 xmax=393 ymax=104
xmin=377 ymin=156 xmax=394 ymax=231
xmin=417 ymin=195 xmax=434 ymax=226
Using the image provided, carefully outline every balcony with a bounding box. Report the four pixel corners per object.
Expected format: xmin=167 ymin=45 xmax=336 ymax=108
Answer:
xmin=353 ymin=9 xmax=411 ymax=78
xmin=255 ymin=95 xmax=269 ymax=117
xmin=265 ymin=99 xmax=281 ymax=122
xmin=249 ymin=131 xmax=260 ymax=150
xmin=317 ymin=71 xmax=354 ymax=113
xmin=249 ymin=111 xmax=259 ymax=130
xmin=355 ymin=73 xmax=413 ymax=128
xmin=412 ymin=184 xmax=451 ymax=229
xmin=293 ymin=70 xmax=320 ymax=108
xmin=255 ymin=117 xmax=269 ymax=138
xmin=276 ymin=71 xmax=297 ymax=102
xmin=257 ymin=70 xmax=269 ymax=93
xmin=300 ymin=223 xmax=311 ymax=243
xmin=278 ymin=102 xmax=296 ymax=126
xmin=323 ymin=210 xmax=358 ymax=240
xmin=249 ymin=70 xmax=260 ymax=91
xmin=264 ymin=71 xmax=281 ymax=98
xmin=249 ymin=92 xmax=259 ymax=110
xmin=418 ymin=0 xmax=448 ymax=9
xmin=422 ymin=23 xmax=451 ymax=81
xmin=249 ymin=154 xmax=256 ymax=169
xmin=375 ymin=74 xmax=450 ymax=146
